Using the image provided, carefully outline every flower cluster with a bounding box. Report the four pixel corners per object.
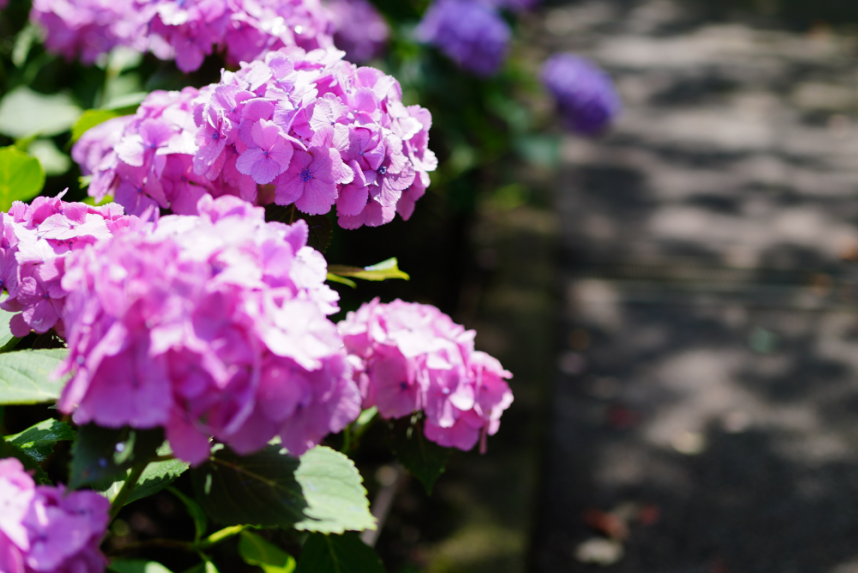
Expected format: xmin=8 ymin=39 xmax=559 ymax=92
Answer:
xmin=416 ymin=0 xmax=511 ymax=77
xmin=541 ymin=53 xmax=621 ymax=135
xmin=57 ymin=195 xmax=361 ymax=464
xmin=326 ymin=0 xmax=389 ymax=63
xmin=0 ymin=194 xmax=136 ymax=338
xmin=75 ymin=47 xmax=436 ymax=229
xmin=339 ymin=299 xmax=513 ymax=451
xmin=0 ymin=458 xmax=109 ymax=573
xmin=30 ymin=0 xmax=142 ymax=65
xmin=76 ymin=88 xmax=213 ymax=217
xmin=30 ymin=0 xmax=335 ymax=72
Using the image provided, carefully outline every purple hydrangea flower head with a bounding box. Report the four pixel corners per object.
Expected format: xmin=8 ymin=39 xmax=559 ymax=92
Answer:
xmin=30 ymin=0 xmax=143 ymax=65
xmin=0 ymin=193 xmax=136 ymax=339
xmin=56 ymin=195 xmax=360 ymax=463
xmin=0 ymin=458 xmax=110 ymax=573
xmin=31 ymin=0 xmax=335 ymax=72
xmin=326 ymin=0 xmax=389 ymax=63
xmin=416 ymin=0 xmax=510 ymax=77
xmin=480 ymin=0 xmax=538 ymax=12
xmin=338 ymin=299 xmax=513 ymax=452
xmin=541 ymin=53 xmax=621 ymax=135
xmin=74 ymin=47 xmax=437 ymax=230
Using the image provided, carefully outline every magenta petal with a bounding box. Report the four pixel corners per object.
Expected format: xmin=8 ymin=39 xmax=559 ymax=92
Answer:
xmin=275 ymin=176 xmax=305 ymax=206
xmin=295 ymin=177 xmax=336 ymax=215
xmin=236 ymin=149 xmax=264 ymax=176
xmin=337 ymin=184 xmax=369 ymax=217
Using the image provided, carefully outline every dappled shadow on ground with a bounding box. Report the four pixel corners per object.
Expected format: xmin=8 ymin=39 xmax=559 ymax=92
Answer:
xmin=532 ymin=0 xmax=858 ymax=570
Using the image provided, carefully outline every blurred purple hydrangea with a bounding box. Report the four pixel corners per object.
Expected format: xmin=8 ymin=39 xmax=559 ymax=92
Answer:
xmin=416 ymin=0 xmax=510 ymax=77
xmin=541 ymin=53 xmax=621 ymax=135
xmin=481 ymin=0 xmax=538 ymax=12
xmin=326 ymin=0 xmax=389 ymax=63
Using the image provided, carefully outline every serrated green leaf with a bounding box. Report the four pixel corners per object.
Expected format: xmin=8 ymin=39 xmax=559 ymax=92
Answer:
xmin=70 ymin=425 xmax=164 ymax=489
xmin=6 ymin=419 xmax=75 ymax=462
xmin=72 ymin=109 xmax=122 ymax=142
xmin=0 ymin=87 xmax=82 ymax=139
xmin=169 ymin=486 xmax=207 ymax=542
xmin=191 ymin=445 xmax=375 ymax=533
xmin=388 ymin=417 xmax=450 ymax=494
xmin=239 ymin=531 xmax=296 ymax=573
xmin=0 ymin=436 xmax=52 ymax=484
xmin=99 ymin=446 xmax=190 ymax=506
xmin=108 ymin=559 xmax=174 ymax=573
xmin=0 ymin=146 xmax=46 ymax=211
xmin=0 ymin=348 xmax=68 ymax=405
xmin=327 ymin=258 xmax=409 ymax=282
xmin=29 ymin=139 xmax=71 ymax=176
xmin=295 ymin=534 xmax=385 ymax=573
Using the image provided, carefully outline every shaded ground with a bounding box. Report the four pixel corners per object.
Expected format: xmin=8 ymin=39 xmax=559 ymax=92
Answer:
xmin=533 ymin=1 xmax=858 ymax=571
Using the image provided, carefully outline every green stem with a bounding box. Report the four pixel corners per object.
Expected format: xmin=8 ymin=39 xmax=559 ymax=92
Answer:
xmin=341 ymin=425 xmax=352 ymax=453
xmin=108 ymin=461 xmax=148 ymax=522
xmin=196 ymin=525 xmax=246 ymax=550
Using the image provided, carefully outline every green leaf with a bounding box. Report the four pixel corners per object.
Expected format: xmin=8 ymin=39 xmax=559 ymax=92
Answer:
xmin=0 ymin=146 xmax=46 ymax=211
xmin=0 ymin=348 xmax=69 ymax=405
xmin=99 ymin=448 xmax=190 ymax=506
xmin=70 ymin=425 xmax=164 ymax=489
xmin=29 ymin=139 xmax=71 ymax=176
xmin=0 ymin=87 xmax=83 ymax=138
xmin=191 ymin=445 xmax=375 ymax=533
xmin=6 ymin=419 xmax=75 ymax=462
xmin=100 ymin=92 xmax=148 ymax=112
xmin=169 ymin=486 xmax=207 ymax=542
xmin=180 ymin=561 xmax=218 ymax=573
xmin=295 ymin=534 xmax=385 ymax=573
xmin=300 ymin=214 xmax=332 ymax=254
xmin=72 ymin=109 xmax=122 ymax=142
xmin=326 ymin=273 xmax=356 ymax=288
xmin=327 ymin=258 xmax=409 ymax=282
xmin=0 ymin=436 xmax=52 ymax=484
xmin=12 ymin=24 xmax=41 ymax=68
xmin=0 ymin=308 xmax=19 ymax=352
xmin=108 ymin=559 xmax=174 ymax=573
xmin=239 ymin=531 xmax=296 ymax=573
xmin=388 ymin=417 xmax=450 ymax=494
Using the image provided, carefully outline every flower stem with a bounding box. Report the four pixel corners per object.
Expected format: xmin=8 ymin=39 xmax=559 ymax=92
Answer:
xmin=196 ymin=525 xmax=246 ymax=550
xmin=108 ymin=461 xmax=148 ymax=522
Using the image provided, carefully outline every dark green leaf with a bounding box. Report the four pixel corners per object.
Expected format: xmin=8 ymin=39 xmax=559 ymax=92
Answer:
xmin=238 ymin=531 xmax=296 ymax=573
xmin=0 ymin=349 xmax=68 ymax=405
xmin=0 ymin=146 xmax=45 ymax=211
xmin=327 ymin=258 xmax=409 ymax=282
xmin=179 ymin=562 xmax=217 ymax=573
xmin=388 ymin=417 xmax=450 ymax=494
xmin=99 ymin=446 xmax=190 ymax=506
xmin=71 ymin=109 xmax=122 ymax=142
xmin=6 ymin=419 xmax=75 ymax=462
xmin=0 ymin=436 xmax=51 ymax=484
xmin=191 ymin=445 xmax=375 ymax=533
xmin=108 ymin=559 xmax=174 ymax=573
xmin=295 ymin=534 xmax=385 ymax=573
xmin=168 ymin=486 xmax=207 ymax=542
xmin=0 ymin=87 xmax=82 ymax=138
xmin=70 ymin=425 xmax=164 ymax=489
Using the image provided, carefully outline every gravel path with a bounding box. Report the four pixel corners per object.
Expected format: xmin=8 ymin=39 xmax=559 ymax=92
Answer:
xmin=534 ymin=2 xmax=858 ymax=571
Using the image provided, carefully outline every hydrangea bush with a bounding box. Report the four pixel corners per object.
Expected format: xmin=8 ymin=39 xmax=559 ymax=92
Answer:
xmin=0 ymin=0 xmax=618 ymax=570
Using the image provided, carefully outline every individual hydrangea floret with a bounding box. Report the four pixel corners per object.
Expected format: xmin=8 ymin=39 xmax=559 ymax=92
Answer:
xmin=0 ymin=458 xmax=109 ymax=573
xmin=541 ymin=53 xmax=621 ymax=135
xmin=338 ymin=299 xmax=513 ymax=452
xmin=57 ymin=195 xmax=361 ymax=464
xmin=0 ymin=193 xmax=136 ymax=338
xmin=416 ymin=0 xmax=510 ymax=77
xmin=30 ymin=0 xmax=336 ymax=72
xmin=326 ymin=0 xmax=389 ymax=63
xmin=74 ymin=47 xmax=437 ymax=229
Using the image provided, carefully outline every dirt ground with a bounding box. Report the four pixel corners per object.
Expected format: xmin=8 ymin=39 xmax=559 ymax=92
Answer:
xmin=533 ymin=1 xmax=858 ymax=571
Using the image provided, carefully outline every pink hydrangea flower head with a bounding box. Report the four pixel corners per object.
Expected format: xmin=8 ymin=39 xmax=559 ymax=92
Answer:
xmin=0 ymin=458 xmax=109 ymax=573
xmin=338 ymin=299 xmax=513 ymax=451
xmin=0 ymin=195 xmax=137 ymax=338
xmin=57 ymin=195 xmax=360 ymax=464
xmin=73 ymin=47 xmax=436 ymax=230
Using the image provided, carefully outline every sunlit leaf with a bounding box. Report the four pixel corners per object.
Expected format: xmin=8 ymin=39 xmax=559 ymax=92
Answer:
xmin=238 ymin=531 xmax=296 ymax=573
xmin=327 ymin=258 xmax=409 ymax=282
xmin=29 ymin=140 xmax=71 ymax=176
xmin=0 ymin=87 xmax=82 ymax=138
xmin=0 ymin=146 xmax=45 ymax=211
xmin=71 ymin=109 xmax=122 ymax=142
xmin=0 ymin=348 xmax=68 ymax=405
xmin=6 ymin=418 xmax=75 ymax=462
